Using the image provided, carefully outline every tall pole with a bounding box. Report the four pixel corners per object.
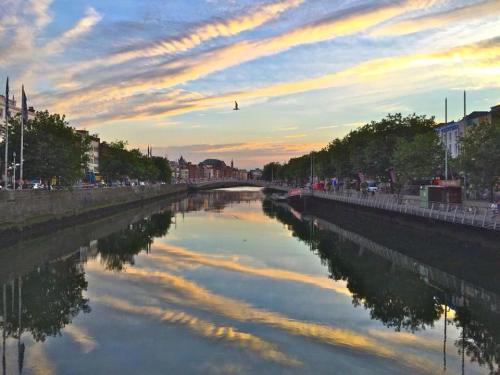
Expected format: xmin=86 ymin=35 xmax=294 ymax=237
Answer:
xmin=17 ymin=277 xmax=22 ymax=375
xmin=12 ymin=153 xmax=16 ymax=189
xmin=3 ymin=284 xmax=6 ymax=375
xmin=19 ymin=116 xmax=23 ymax=188
xmin=445 ymin=98 xmax=448 ymax=180
xmin=3 ymin=115 xmax=8 ymax=190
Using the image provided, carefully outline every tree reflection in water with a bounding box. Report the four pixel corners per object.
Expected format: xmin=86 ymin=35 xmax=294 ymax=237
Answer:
xmin=263 ymin=199 xmax=500 ymax=374
xmin=0 ymin=209 xmax=174 ymax=373
xmin=96 ymin=211 xmax=173 ymax=271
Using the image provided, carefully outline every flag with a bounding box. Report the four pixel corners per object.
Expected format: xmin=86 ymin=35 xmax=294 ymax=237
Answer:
xmin=4 ymin=77 xmax=9 ymax=119
xmin=21 ymin=84 xmax=28 ymax=123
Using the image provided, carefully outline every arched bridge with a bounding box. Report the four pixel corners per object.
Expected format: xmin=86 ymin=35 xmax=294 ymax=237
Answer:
xmin=187 ymin=179 xmax=288 ymax=192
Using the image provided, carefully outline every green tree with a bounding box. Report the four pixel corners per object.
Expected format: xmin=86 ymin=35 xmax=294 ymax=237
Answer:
xmin=458 ymin=121 xmax=500 ymax=199
xmin=267 ymin=113 xmax=436 ymax=183
xmin=262 ymin=162 xmax=282 ymax=181
xmin=391 ymin=132 xmax=443 ymax=186
xmin=2 ymin=111 xmax=90 ymax=185
xmin=151 ymin=156 xmax=172 ymax=183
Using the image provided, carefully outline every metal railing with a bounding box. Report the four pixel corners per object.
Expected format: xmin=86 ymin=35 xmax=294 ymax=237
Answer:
xmin=311 ymin=190 xmax=499 ymax=231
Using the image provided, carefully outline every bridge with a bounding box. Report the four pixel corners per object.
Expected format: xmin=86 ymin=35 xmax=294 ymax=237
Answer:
xmin=187 ymin=179 xmax=288 ymax=192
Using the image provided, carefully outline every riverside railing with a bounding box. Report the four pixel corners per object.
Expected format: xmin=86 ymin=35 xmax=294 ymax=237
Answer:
xmin=310 ymin=190 xmax=499 ymax=232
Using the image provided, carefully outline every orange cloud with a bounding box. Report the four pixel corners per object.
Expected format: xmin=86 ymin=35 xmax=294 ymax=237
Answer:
xmin=150 ymin=242 xmax=352 ymax=297
xmin=47 ymin=0 xmax=432 ymax=112
xmin=88 ymin=265 xmax=444 ymax=374
xmin=97 ymin=295 xmax=301 ymax=366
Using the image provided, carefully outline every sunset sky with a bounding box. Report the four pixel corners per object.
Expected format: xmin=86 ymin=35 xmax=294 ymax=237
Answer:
xmin=1 ymin=0 xmax=499 ymax=168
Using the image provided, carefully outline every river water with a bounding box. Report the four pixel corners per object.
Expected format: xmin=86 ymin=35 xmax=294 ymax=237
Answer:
xmin=0 ymin=187 xmax=499 ymax=374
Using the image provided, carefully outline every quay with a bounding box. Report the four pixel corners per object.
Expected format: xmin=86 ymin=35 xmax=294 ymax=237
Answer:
xmin=0 ymin=179 xmax=498 ymax=235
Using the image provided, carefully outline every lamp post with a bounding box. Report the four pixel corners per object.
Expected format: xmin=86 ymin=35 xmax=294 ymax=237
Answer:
xmin=12 ymin=152 xmax=16 ymax=189
xmin=444 ymin=98 xmax=448 ymax=180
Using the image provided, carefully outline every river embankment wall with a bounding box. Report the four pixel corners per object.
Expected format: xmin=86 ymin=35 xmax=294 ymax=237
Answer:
xmin=0 ymin=184 xmax=187 ymax=234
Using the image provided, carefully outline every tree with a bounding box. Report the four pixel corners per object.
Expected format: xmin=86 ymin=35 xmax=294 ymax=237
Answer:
xmin=151 ymin=156 xmax=172 ymax=183
xmin=2 ymin=111 xmax=90 ymax=185
xmin=458 ymin=121 xmax=500 ymax=200
xmin=262 ymin=162 xmax=282 ymax=181
xmin=267 ymin=113 xmax=436 ymax=183
xmin=391 ymin=132 xmax=443 ymax=186
xmin=100 ymin=141 xmax=172 ymax=183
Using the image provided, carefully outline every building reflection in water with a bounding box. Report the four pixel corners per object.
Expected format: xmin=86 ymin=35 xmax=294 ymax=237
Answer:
xmin=0 ymin=188 xmax=498 ymax=374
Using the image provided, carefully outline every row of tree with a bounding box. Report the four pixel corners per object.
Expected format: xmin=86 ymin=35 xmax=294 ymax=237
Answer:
xmin=1 ymin=110 xmax=171 ymax=186
xmin=263 ymin=113 xmax=499 ymax=197
xmin=99 ymin=141 xmax=171 ymax=184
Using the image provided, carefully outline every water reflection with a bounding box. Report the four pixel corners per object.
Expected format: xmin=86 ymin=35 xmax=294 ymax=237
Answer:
xmin=0 ymin=188 xmax=498 ymax=374
xmin=263 ymin=199 xmax=500 ymax=374
xmin=1 ymin=254 xmax=89 ymax=374
xmin=95 ymin=211 xmax=173 ymax=271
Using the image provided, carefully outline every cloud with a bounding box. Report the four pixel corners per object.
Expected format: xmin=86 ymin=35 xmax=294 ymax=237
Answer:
xmin=69 ymin=36 xmax=500 ymax=129
xmin=98 ymin=295 xmax=301 ymax=366
xmin=87 ymin=264 xmax=444 ymax=374
xmin=63 ymin=324 xmax=98 ymax=353
xmin=94 ymin=0 xmax=304 ymax=65
xmin=42 ymin=0 xmax=304 ymax=91
xmin=373 ymin=0 xmax=500 ymax=36
xmin=44 ymin=7 xmax=102 ymax=55
xmin=150 ymin=242 xmax=352 ymax=297
xmin=145 ymin=141 xmax=324 ymax=168
xmin=43 ymin=0 xmax=432 ymax=112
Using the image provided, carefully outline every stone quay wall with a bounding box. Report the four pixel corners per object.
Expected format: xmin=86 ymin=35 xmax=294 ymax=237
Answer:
xmin=0 ymin=184 xmax=187 ymax=230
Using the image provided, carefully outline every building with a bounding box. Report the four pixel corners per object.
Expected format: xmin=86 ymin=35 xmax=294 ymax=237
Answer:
xmin=491 ymin=104 xmax=500 ymax=124
xmin=238 ymin=169 xmax=248 ymax=180
xmin=76 ymin=130 xmax=100 ymax=174
xmin=0 ymin=95 xmax=36 ymax=120
xmin=436 ymin=111 xmax=490 ymax=158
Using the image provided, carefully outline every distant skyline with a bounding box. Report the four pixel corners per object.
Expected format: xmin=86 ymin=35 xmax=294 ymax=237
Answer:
xmin=1 ymin=0 xmax=499 ymax=168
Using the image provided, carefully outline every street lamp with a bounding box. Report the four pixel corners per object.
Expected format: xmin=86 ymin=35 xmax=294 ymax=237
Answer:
xmin=13 ymin=152 xmax=16 ymax=189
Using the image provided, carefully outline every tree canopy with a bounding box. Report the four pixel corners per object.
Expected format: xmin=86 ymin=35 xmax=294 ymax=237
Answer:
xmin=264 ymin=113 xmax=437 ymax=184
xmin=2 ymin=111 xmax=90 ymax=185
xmin=458 ymin=121 xmax=500 ymax=198
xmin=99 ymin=141 xmax=171 ymax=183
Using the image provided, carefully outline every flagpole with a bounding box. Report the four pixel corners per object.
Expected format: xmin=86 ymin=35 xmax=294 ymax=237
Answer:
xmin=20 ymin=85 xmax=26 ymax=189
xmin=19 ymin=117 xmax=23 ymax=188
xmin=3 ymin=78 xmax=9 ymax=190
xmin=3 ymin=116 xmax=8 ymax=190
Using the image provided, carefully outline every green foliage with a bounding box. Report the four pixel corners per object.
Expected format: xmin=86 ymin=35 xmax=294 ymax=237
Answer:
xmin=2 ymin=111 xmax=90 ymax=185
xmin=99 ymin=141 xmax=171 ymax=182
xmin=458 ymin=121 xmax=500 ymax=198
xmin=151 ymin=156 xmax=172 ymax=183
xmin=269 ymin=113 xmax=437 ymax=184
xmin=262 ymin=162 xmax=283 ymax=181
xmin=392 ymin=132 xmax=444 ymax=186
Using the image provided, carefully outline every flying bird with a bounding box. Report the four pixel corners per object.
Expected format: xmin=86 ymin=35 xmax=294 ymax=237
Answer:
xmin=233 ymin=101 xmax=239 ymax=111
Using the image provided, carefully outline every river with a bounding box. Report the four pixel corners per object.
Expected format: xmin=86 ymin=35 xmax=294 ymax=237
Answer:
xmin=0 ymin=187 xmax=498 ymax=374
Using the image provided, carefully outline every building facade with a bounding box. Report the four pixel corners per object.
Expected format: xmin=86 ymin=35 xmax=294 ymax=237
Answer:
xmin=0 ymin=95 xmax=36 ymax=120
xmin=76 ymin=130 xmax=100 ymax=174
xmin=436 ymin=111 xmax=490 ymax=158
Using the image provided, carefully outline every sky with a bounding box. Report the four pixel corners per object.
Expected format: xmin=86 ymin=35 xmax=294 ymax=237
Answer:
xmin=0 ymin=0 xmax=499 ymax=169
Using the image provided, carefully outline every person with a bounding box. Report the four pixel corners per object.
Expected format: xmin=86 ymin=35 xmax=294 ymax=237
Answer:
xmin=491 ymin=201 xmax=498 ymax=218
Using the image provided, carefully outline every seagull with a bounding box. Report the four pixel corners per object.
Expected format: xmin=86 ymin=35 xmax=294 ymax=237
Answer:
xmin=233 ymin=101 xmax=239 ymax=111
